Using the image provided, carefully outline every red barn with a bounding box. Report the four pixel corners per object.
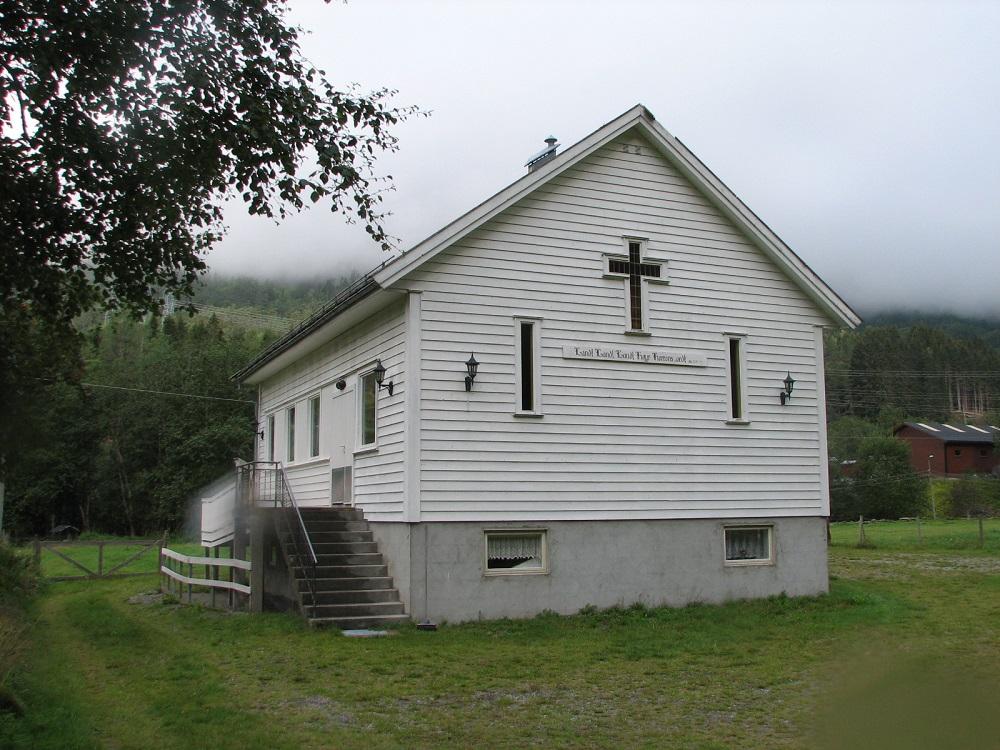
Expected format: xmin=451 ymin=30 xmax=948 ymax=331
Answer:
xmin=893 ymin=422 xmax=1000 ymax=477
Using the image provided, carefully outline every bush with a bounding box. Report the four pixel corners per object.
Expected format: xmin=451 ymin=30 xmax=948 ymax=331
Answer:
xmin=830 ymin=437 xmax=927 ymax=520
xmin=0 ymin=544 xmax=38 ymax=609
xmin=949 ymin=475 xmax=1000 ymax=518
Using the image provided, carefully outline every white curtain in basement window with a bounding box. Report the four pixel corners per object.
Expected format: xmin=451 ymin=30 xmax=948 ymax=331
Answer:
xmin=725 ymin=528 xmax=770 ymax=561
xmin=488 ymin=534 xmax=541 ymax=560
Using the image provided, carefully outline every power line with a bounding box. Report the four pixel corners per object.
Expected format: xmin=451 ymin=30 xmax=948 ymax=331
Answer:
xmin=79 ymin=381 xmax=256 ymax=404
xmin=34 ymin=378 xmax=256 ymax=405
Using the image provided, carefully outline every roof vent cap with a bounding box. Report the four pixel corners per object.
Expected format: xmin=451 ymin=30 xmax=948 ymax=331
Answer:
xmin=525 ymin=135 xmax=560 ymax=172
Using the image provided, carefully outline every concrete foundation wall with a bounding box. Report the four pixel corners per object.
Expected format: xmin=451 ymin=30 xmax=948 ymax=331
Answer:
xmin=373 ymin=516 xmax=828 ymax=624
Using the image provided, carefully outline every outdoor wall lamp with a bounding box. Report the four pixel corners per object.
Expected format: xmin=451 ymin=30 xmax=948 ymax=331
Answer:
xmin=465 ymin=353 xmax=479 ymax=392
xmin=779 ymin=372 xmax=795 ymax=405
xmin=373 ymin=359 xmax=394 ymax=396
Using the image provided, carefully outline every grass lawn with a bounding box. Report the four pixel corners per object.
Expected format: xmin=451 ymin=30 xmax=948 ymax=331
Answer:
xmin=830 ymin=517 xmax=1000 ymax=552
xmin=31 ymin=538 xmax=211 ymax=580
xmin=3 ymin=526 xmax=999 ymax=749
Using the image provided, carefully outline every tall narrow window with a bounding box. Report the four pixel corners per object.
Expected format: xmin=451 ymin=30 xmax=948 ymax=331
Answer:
xmin=726 ymin=335 xmax=748 ymax=422
xmin=286 ymin=406 xmax=296 ymax=462
xmin=309 ymin=395 xmax=320 ymax=458
xmin=266 ymin=414 xmax=275 ymax=462
xmin=515 ymin=318 xmax=541 ymax=414
xmin=359 ymin=371 xmax=377 ymax=448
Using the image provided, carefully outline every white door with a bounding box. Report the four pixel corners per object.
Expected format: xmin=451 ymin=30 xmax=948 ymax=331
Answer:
xmin=326 ymin=386 xmax=355 ymax=504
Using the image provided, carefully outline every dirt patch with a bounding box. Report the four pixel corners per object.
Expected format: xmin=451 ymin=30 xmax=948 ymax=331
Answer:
xmin=126 ymin=592 xmax=166 ymax=606
xmin=264 ymin=695 xmax=356 ymax=726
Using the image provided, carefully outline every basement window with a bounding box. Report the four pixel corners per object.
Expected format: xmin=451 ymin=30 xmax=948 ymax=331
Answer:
xmin=484 ymin=531 xmax=547 ymax=575
xmin=724 ymin=526 xmax=773 ymax=566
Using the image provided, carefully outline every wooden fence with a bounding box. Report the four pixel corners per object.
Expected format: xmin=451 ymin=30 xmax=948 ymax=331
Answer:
xmin=159 ymin=547 xmax=252 ymax=609
xmin=33 ymin=536 xmax=166 ymax=581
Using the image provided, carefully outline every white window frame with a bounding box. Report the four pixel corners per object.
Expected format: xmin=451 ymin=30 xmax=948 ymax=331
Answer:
xmin=286 ymin=406 xmax=296 ymax=463
xmin=601 ymin=237 xmax=669 ymax=335
xmin=724 ymin=332 xmax=750 ymax=424
xmin=308 ymin=393 xmax=321 ymax=458
xmin=483 ymin=529 xmax=549 ymax=576
xmin=266 ymin=413 xmax=275 ymax=462
xmin=513 ymin=316 xmax=543 ymax=417
xmin=356 ymin=368 xmax=378 ymax=452
xmin=723 ymin=525 xmax=774 ymax=567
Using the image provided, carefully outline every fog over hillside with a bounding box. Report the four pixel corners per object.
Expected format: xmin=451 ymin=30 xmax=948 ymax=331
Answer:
xmin=207 ymin=1 xmax=1000 ymax=320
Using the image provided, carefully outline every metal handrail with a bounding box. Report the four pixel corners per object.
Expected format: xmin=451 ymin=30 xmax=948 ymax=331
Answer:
xmin=277 ymin=466 xmax=318 ymax=565
xmin=234 ymin=460 xmax=319 ymax=619
xmin=274 ymin=466 xmax=319 ymax=619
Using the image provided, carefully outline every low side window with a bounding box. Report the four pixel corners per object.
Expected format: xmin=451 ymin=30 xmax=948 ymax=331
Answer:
xmin=485 ymin=531 xmax=547 ymax=574
xmin=724 ymin=526 xmax=773 ymax=565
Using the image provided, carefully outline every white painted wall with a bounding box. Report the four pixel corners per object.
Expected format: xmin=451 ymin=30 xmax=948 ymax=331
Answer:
xmin=399 ymin=130 xmax=832 ymax=521
xmin=256 ymin=299 xmax=407 ymax=520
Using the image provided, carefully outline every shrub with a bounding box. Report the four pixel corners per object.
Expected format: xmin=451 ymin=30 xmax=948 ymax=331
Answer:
xmin=0 ymin=543 xmax=38 ymax=608
xmin=831 ymin=437 xmax=927 ymax=520
xmin=949 ymin=475 xmax=1000 ymax=518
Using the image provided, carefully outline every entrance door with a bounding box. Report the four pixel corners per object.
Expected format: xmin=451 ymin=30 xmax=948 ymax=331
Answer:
xmin=326 ymin=386 xmax=355 ymax=505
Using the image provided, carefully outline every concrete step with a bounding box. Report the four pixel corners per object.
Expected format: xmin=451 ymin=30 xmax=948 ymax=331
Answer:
xmin=310 ymin=613 xmax=411 ymax=630
xmin=302 ymin=520 xmax=370 ymax=532
xmin=297 ymin=564 xmax=388 ymax=579
xmin=299 ymin=507 xmax=365 ymax=521
xmin=301 ymin=588 xmax=400 ymax=605
xmin=311 ymin=552 xmax=385 ymax=567
xmin=311 ymin=541 xmax=378 ymax=555
xmin=307 ymin=530 xmax=374 ymax=543
xmin=308 ymin=601 xmax=405 ymax=619
xmin=304 ymin=576 xmax=395 ymax=592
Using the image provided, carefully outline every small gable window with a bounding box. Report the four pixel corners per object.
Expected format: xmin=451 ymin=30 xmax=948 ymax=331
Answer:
xmin=602 ymin=238 xmax=668 ymax=334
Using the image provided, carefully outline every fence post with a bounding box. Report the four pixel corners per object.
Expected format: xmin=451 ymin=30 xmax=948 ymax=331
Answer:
xmin=188 ymin=561 xmax=193 ymax=603
xmin=979 ymin=517 xmax=985 ymax=548
xmin=916 ymin=516 xmax=922 ymax=544
xmin=858 ymin=515 xmax=866 ymax=546
xmin=97 ymin=541 xmax=104 ymax=578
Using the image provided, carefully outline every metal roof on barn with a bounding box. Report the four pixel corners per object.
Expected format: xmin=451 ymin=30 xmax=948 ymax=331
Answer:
xmin=896 ymin=421 xmax=1000 ymax=445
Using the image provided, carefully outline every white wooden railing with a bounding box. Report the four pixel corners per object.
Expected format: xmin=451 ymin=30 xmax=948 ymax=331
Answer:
xmin=159 ymin=547 xmax=252 ymax=606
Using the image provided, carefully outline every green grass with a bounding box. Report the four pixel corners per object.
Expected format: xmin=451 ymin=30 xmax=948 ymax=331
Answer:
xmin=830 ymin=517 xmax=1000 ymax=552
xmin=3 ymin=527 xmax=1000 ymax=749
xmin=33 ymin=539 xmax=213 ymax=579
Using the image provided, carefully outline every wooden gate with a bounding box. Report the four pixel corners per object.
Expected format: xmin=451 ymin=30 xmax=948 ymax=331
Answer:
xmin=33 ymin=536 xmax=166 ymax=581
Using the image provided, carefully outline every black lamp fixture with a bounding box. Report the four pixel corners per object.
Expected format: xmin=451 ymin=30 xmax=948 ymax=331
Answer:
xmin=779 ymin=372 xmax=795 ymax=405
xmin=373 ymin=359 xmax=394 ymax=396
xmin=464 ymin=353 xmax=479 ymax=392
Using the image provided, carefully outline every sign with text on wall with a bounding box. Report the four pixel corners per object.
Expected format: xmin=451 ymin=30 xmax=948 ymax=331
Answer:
xmin=562 ymin=344 xmax=708 ymax=367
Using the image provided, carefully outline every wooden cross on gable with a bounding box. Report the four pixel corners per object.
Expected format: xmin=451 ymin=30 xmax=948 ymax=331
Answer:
xmin=603 ymin=239 xmax=669 ymax=332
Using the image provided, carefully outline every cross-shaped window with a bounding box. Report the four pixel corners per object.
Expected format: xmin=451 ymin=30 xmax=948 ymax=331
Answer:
xmin=603 ymin=239 xmax=668 ymax=332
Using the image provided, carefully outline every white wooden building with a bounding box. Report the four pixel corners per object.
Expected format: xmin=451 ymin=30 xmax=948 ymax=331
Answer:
xmin=229 ymin=105 xmax=858 ymax=625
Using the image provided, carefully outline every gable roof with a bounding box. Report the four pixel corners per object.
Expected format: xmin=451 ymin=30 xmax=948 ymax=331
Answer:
xmin=896 ymin=421 xmax=1000 ymax=445
xmin=235 ymin=104 xmax=860 ymax=383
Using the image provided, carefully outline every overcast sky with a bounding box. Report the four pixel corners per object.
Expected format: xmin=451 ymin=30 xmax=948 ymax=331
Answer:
xmin=211 ymin=0 xmax=1000 ymax=317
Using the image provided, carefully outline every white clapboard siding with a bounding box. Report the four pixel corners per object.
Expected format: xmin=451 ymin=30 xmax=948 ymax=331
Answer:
xmin=283 ymin=460 xmax=331 ymax=507
xmin=401 ymin=130 xmax=830 ymax=521
xmin=257 ymin=300 xmax=407 ymax=520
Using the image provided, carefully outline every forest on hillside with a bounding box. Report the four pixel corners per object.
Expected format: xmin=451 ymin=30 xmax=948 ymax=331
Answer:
xmin=4 ymin=277 xmax=1000 ymax=538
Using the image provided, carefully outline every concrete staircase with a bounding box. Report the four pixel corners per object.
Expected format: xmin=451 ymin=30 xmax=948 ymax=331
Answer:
xmin=293 ymin=506 xmax=408 ymax=630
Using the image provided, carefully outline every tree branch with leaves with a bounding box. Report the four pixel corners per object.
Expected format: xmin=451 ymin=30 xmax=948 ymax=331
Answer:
xmin=0 ymin=0 xmax=419 ymax=328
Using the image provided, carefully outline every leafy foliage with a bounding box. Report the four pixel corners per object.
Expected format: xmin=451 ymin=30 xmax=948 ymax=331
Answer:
xmin=831 ymin=437 xmax=927 ymax=521
xmin=0 ymin=544 xmax=37 ymax=609
xmin=0 ymin=0 xmax=417 ymax=329
xmin=4 ymin=315 xmax=269 ymax=537
xmin=949 ymin=474 xmax=1000 ymax=518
